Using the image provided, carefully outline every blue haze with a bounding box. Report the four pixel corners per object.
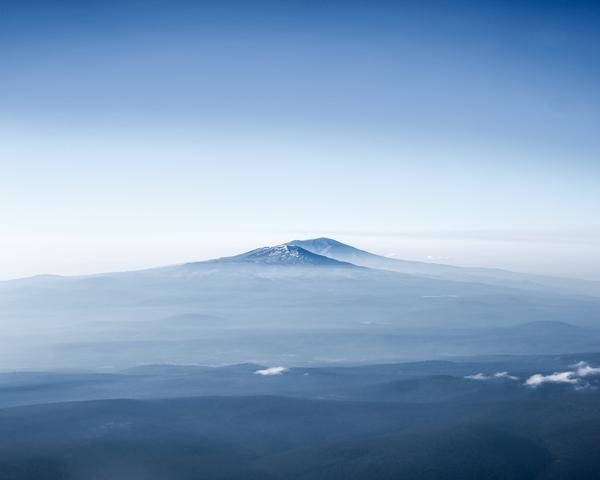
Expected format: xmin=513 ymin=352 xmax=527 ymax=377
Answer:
xmin=0 ymin=0 xmax=599 ymax=279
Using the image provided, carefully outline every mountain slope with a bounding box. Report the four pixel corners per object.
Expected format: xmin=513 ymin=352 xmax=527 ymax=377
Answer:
xmin=1 ymin=239 xmax=600 ymax=370
xmin=205 ymin=244 xmax=357 ymax=268
xmin=287 ymin=238 xmax=600 ymax=296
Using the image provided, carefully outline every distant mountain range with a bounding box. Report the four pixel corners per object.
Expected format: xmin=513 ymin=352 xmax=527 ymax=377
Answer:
xmin=1 ymin=237 xmax=599 ymax=370
xmin=286 ymin=237 xmax=600 ymax=296
xmin=166 ymin=237 xmax=598 ymax=296
xmin=3 ymin=237 xmax=598 ymax=296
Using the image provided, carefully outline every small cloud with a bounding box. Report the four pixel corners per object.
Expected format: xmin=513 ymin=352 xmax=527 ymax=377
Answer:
xmin=525 ymin=362 xmax=600 ymax=388
xmin=525 ymin=371 xmax=578 ymax=386
xmin=254 ymin=366 xmax=289 ymax=376
xmin=573 ymin=361 xmax=600 ymax=377
xmin=465 ymin=373 xmax=489 ymax=380
xmin=465 ymin=371 xmax=518 ymax=381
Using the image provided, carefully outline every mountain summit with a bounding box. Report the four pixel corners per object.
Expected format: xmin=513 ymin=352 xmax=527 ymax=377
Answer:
xmin=212 ymin=244 xmax=356 ymax=267
xmin=286 ymin=237 xmax=371 ymax=262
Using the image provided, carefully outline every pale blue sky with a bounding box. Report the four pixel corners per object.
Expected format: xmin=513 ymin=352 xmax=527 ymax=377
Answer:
xmin=1 ymin=1 xmax=599 ymax=279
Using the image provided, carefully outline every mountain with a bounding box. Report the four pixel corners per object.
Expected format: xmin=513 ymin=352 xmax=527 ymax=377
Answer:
xmin=1 ymin=238 xmax=600 ymax=370
xmin=204 ymin=244 xmax=356 ymax=268
xmin=287 ymin=237 xmax=410 ymax=269
xmin=287 ymin=238 xmax=600 ymax=296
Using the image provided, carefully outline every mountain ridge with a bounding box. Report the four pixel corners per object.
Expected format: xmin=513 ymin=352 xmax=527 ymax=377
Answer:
xmin=0 ymin=238 xmax=597 ymax=298
xmin=286 ymin=237 xmax=600 ymax=297
xmin=205 ymin=244 xmax=357 ymax=268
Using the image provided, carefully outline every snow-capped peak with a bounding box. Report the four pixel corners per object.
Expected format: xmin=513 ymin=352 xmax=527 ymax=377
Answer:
xmin=214 ymin=244 xmax=356 ymax=267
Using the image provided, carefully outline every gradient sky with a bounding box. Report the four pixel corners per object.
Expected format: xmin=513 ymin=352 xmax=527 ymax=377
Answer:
xmin=1 ymin=0 xmax=599 ymax=280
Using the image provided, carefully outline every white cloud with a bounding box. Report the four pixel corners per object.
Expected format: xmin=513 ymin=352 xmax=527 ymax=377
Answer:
xmin=465 ymin=371 xmax=518 ymax=381
xmin=467 ymin=362 xmax=600 ymax=388
xmin=525 ymin=362 xmax=600 ymax=388
xmin=254 ymin=366 xmax=289 ymax=376
xmin=525 ymin=371 xmax=579 ymax=386
xmin=465 ymin=373 xmax=489 ymax=380
xmin=573 ymin=361 xmax=600 ymax=377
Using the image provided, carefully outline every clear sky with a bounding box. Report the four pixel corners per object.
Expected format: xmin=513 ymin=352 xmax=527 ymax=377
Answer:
xmin=1 ymin=0 xmax=599 ymax=280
